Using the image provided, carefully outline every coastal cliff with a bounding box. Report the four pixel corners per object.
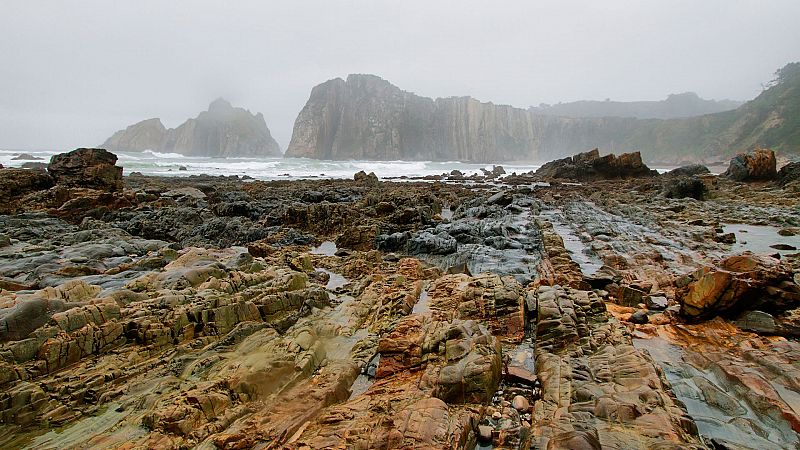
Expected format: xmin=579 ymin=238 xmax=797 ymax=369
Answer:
xmin=287 ymin=64 xmax=800 ymax=163
xmin=102 ymin=99 xmax=282 ymax=157
xmin=285 ymin=74 xmax=658 ymax=163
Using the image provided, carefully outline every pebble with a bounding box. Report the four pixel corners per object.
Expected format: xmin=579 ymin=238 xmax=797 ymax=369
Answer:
xmin=478 ymin=425 xmax=493 ymax=441
xmin=512 ymin=395 xmax=530 ymax=412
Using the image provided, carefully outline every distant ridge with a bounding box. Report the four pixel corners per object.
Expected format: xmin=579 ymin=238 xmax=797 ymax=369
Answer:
xmin=102 ymin=99 xmax=281 ymax=158
xmin=528 ymin=92 xmax=742 ymax=120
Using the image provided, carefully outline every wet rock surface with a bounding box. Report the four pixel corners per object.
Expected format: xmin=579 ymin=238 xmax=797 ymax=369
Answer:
xmin=533 ymin=148 xmax=658 ymax=181
xmin=1 ymin=148 xmax=800 ymax=449
xmin=723 ymin=148 xmax=778 ymax=181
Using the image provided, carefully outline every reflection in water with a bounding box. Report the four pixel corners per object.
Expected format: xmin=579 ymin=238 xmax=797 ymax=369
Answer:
xmin=412 ymin=289 xmax=430 ymax=314
xmin=722 ymin=224 xmax=800 ymax=256
xmin=311 ymin=241 xmax=337 ymax=256
xmin=440 ymin=206 xmax=453 ymax=221
xmin=316 ymin=268 xmax=347 ymax=290
xmin=540 ymin=209 xmax=603 ymax=276
xmin=633 ymin=337 xmax=799 ymax=449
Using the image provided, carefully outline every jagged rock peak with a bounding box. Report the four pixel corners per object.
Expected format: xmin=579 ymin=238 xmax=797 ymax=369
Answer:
xmin=102 ymin=100 xmax=281 ymax=157
xmin=208 ymin=97 xmax=234 ymax=112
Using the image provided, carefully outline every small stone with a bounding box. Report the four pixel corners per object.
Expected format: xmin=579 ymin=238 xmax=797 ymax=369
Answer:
xmin=778 ymin=228 xmax=796 ymax=237
xmin=770 ymin=243 xmax=797 ymax=251
xmin=618 ymin=285 xmax=646 ymax=307
xmin=478 ymin=425 xmax=493 ymax=442
xmin=646 ymin=296 xmax=668 ymax=310
xmin=716 ymin=232 xmax=737 ymax=244
xmin=512 ymin=395 xmax=530 ymax=412
xmin=629 ymin=310 xmax=649 ymax=324
xmin=178 ymin=165 xmax=188 ymax=171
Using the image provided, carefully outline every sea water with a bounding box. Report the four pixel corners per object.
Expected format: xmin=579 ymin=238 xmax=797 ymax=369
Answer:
xmin=0 ymin=148 xmax=545 ymax=180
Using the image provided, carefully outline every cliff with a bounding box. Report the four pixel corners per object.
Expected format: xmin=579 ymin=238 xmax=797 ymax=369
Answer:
xmin=102 ymin=99 xmax=281 ymax=157
xmin=286 ymin=64 xmax=800 ymax=164
xmin=102 ymin=118 xmax=166 ymax=153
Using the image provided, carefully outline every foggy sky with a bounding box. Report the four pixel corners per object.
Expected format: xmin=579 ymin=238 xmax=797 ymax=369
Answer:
xmin=2 ymin=0 xmax=799 ymax=151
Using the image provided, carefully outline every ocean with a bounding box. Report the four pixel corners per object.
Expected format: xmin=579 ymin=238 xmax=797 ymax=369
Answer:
xmin=0 ymin=149 xmax=544 ymax=180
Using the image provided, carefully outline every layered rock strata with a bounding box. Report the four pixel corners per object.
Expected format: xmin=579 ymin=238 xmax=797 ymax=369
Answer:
xmin=2 ymin=148 xmax=800 ymax=449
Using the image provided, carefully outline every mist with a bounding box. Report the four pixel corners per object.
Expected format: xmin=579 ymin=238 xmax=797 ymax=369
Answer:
xmin=1 ymin=0 xmax=799 ymax=150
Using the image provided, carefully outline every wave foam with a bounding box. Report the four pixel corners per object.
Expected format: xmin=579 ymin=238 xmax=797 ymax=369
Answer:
xmin=143 ymin=149 xmax=185 ymax=158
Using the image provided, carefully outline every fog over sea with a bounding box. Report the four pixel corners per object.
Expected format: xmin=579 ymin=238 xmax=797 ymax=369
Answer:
xmin=1 ymin=148 xmax=551 ymax=180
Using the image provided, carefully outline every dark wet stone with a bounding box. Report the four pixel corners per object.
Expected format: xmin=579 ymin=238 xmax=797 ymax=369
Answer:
xmin=734 ymin=310 xmax=776 ymax=334
xmin=663 ymin=176 xmax=707 ymax=200
xmin=629 ymin=310 xmax=649 ymax=324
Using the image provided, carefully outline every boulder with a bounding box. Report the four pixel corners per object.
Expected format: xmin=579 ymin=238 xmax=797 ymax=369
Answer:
xmin=723 ymin=148 xmax=777 ymax=181
xmin=629 ymin=310 xmax=649 ymax=324
xmin=617 ymin=285 xmax=646 ymax=307
xmin=407 ymin=231 xmax=457 ymax=255
xmin=0 ymin=168 xmax=54 ymax=213
xmin=48 ymin=148 xmax=123 ymax=191
xmin=777 ymin=161 xmax=800 ymax=186
xmin=353 ymin=170 xmax=379 ymax=185
xmin=20 ymin=162 xmax=48 ymax=170
xmin=678 ymin=254 xmax=799 ymax=320
xmin=11 ymin=153 xmax=43 ymax=161
xmin=646 ymin=296 xmax=668 ymax=310
xmin=511 ymin=395 xmax=530 ymax=412
xmin=665 ymin=164 xmax=710 ymax=177
xmin=534 ymin=149 xmax=658 ymax=181
xmin=432 ymin=320 xmax=502 ymax=404
xmin=663 ymin=176 xmax=707 ymax=200
xmin=734 ymin=310 xmax=777 ymax=334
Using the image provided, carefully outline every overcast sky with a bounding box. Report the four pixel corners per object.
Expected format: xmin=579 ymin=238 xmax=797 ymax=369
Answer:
xmin=2 ymin=0 xmax=799 ymax=150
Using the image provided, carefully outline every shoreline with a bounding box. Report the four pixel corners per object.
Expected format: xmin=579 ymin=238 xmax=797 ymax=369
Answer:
xmin=0 ymin=149 xmax=799 ymax=448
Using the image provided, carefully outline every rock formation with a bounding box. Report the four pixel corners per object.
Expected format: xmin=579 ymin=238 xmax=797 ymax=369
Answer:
xmin=286 ymin=74 xmax=642 ymax=163
xmin=102 ymin=99 xmax=282 ymax=157
xmin=48 ymin=148 xmax=123 ymax=191
xmin=778 ymin=161 xmax=800 ymax=186
xmin=101 ymin=118 xmax=166 ymax=153
xmin=287 ymin=62 xmax=800 ymax=163
xmin=2 ymin=150 xmax=800 ymax=448
xmin=533 ymin=149 xmax=658 ymax=180
xmin=723 ymin=148 xmax=778 ymax=181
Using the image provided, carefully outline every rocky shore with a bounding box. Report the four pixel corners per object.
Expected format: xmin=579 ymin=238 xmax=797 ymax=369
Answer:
xmin=1 ymin=148 xmax=799 ymax=449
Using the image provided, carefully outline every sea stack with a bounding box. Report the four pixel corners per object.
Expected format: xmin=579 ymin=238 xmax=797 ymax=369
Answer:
xmin=102 ymin=99 xmax=282 ymax=158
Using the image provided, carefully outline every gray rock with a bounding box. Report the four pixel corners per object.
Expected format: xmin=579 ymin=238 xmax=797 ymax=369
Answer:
xmin=618 ymin=286 xmax=646 ymax=307
xmin=734 ymin=310 xmax=777 ymax=334
xmin=629 ymin=310 xmax=649 ymax=324
xmin=663 ymin=176 xmax=707 ymax=200
xmin=487 ymin=191 xmax=512 ymax=206
xmin=407 ymin=232 xmax=457 ymax=255
xmin=646 ymin=296 xmax=669 ymax=310
xmin=666 ymin=164 xmax=710 ymax=177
